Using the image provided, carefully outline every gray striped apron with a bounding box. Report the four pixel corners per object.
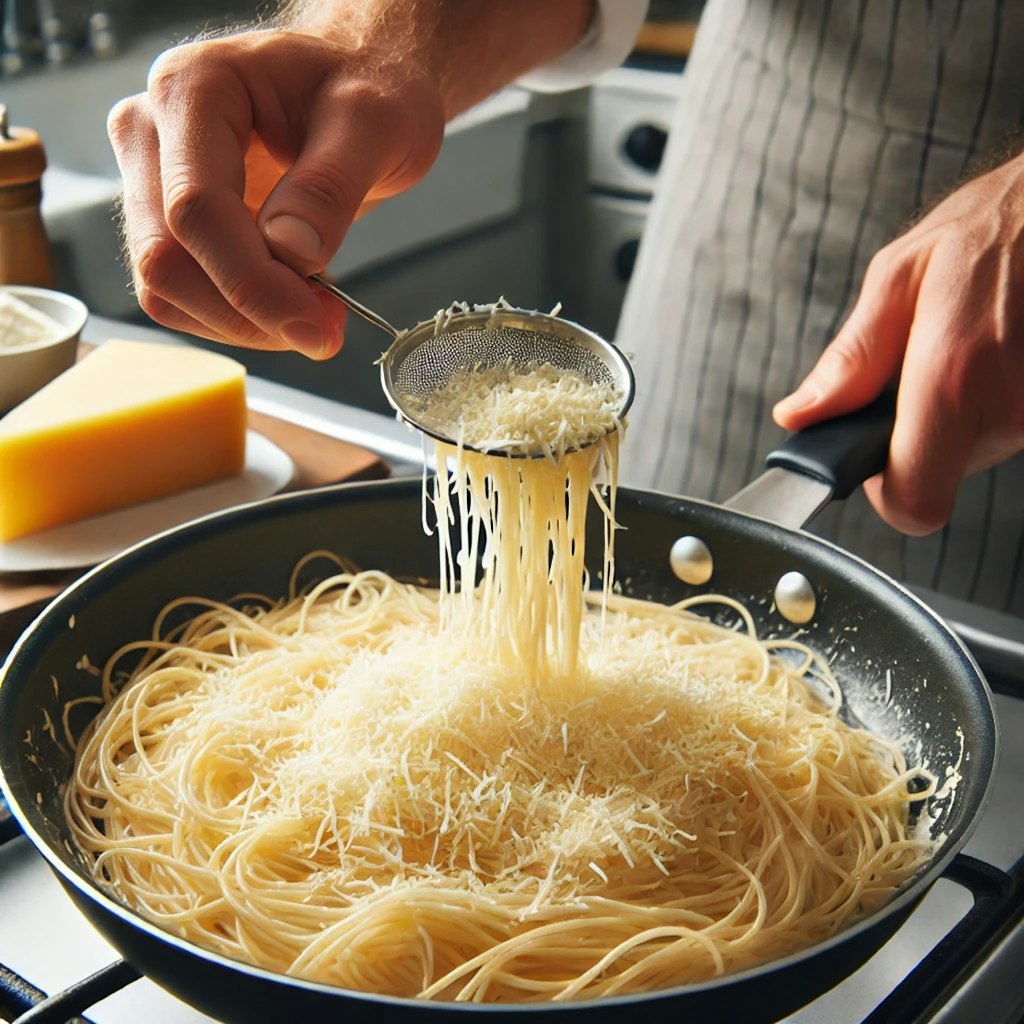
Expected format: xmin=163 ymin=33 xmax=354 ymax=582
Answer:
xmin=619 ymin=0 xmax=1024 ymax=617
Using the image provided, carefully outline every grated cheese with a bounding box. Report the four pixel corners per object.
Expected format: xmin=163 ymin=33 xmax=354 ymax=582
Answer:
xmin=0 ymin=292 xmax=64 ymax=349
xmin=410 ymin=360 xmax=623 ymax=457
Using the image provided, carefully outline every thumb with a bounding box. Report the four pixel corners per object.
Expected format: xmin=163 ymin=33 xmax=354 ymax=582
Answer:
xmin=773 ymin=253 xmax=918 ymax=431
xmin=257 ymin=89 xmax=443 ymax=276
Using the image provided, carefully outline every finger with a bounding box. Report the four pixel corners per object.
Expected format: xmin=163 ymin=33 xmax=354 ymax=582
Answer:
xmin=861 ymin=397 xmax=970 ymax=537
xmin=108 ymin=92 xmax=181 ymax=299
xmin=140 ymin=238 xmax=347 ymax=355
xmin=863 ymin=286 xmax=978 ymax=535
xmin=139 ymin=258 xmax=293 ymax=351
xmin=256 ymin=85 xmax=442 ymax=273
xmin=110 ymin=93 xmax=319 ymax=354
xmin=142 ymin=249 xmax=349 ymax=355
xmin=136 ymin=264 xmax=292 ymax=352
xmin=112 ymin=105 xmax=312 ymax=354
xmin=147 ymin=53 xmax=335 ymax=358
xmin=773 ymin=249 xmax=920 ymax=430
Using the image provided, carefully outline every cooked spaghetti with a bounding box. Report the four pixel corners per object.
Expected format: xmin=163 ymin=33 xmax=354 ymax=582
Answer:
xmin=65 ymin=338 xmax=935 ymax=1003
xmin=67 ymin=573 xmax=934 ymax=1001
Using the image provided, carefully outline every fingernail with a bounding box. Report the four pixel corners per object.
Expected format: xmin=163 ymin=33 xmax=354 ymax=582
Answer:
xmin=775 ymin=381 xmax=821 ymax=416
xmin=281 ymin=319 xmax=325 ymax=358
xmin=264 ymin=215 xmax=323 ymax=264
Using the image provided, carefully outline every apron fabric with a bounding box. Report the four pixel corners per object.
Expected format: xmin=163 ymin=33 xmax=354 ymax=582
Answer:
xmin=618 ymin=0 xmax=1024 ymax=616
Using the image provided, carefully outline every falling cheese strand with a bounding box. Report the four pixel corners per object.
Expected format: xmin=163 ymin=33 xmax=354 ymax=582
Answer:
xmin=432 ymin=436 xmax=617 ymax=690
xmin=66 ymin=345 xmax=936 ymax=1004
xmin=424 ymin=359 xmax=622 ymax=687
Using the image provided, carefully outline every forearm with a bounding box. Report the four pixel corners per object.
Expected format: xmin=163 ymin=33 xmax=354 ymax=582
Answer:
xmin=278 ymin=0 xmax=596 ymax=119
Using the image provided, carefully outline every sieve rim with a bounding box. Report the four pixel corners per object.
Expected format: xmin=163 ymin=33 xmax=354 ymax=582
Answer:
xmin=378 ymin=307 xmax=636 ymax=458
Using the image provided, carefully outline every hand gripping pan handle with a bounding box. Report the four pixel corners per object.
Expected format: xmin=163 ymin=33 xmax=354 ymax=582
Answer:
xmin=724 ymin=391 xmax=897 ymax=530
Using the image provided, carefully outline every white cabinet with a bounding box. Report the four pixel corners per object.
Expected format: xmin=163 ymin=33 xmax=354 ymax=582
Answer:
xmin=582 ymin=67 xmax=682 ymax=339
xmin=587 ymin=67 xmax=682 ymax=197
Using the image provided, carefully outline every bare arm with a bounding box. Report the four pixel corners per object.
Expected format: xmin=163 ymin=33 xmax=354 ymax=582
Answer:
xmin=109 ymin=1 xmax=595 ymax=358
xmin=278 ymin=0 xmax=597 ymax=121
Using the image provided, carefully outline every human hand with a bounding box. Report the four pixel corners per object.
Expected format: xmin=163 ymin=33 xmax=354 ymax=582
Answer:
xmin=773 ymin=153 xmax=1024 ymax=535
xmin=108 ymin=29 xmax=446 ymax=358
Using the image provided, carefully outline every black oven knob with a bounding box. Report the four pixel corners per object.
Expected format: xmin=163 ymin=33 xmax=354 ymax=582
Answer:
xmin=614 ymin=238 xmax=640 ymax=283
xmin=622 ymin=124 xmax=668 ymax=172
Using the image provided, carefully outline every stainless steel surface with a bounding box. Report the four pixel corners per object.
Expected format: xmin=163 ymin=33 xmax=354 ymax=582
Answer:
xmin=669 ymin=534 xmax=713 ymax=585
xmin=283 ymin=273 xmax=639 ymax=455
xmin=723 ymin=466 xmax=834 ymax=529
xmin=309 ymin=273 xmax=400 ymax=339
xmin=931 ymin=921 xmax=1024 ymax=1024
xmin=773 ymin=570 xmax=817 ymax=625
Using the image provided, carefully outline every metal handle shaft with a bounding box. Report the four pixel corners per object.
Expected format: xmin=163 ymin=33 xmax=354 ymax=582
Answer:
xmin=309 ymin=273 xmax=400 ymax=340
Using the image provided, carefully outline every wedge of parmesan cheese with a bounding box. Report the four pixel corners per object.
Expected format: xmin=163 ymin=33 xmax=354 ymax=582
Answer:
xmin=0 ymin=340 xmax=247 ymax=541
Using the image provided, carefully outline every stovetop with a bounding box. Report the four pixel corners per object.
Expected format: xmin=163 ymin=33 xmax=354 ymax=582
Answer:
xmin=1 ymin=607 xmax=1023 ymax=1024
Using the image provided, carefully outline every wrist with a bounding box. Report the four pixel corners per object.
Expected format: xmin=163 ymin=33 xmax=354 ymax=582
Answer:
xmin=277 ymin=0 xmax=595 ymax=120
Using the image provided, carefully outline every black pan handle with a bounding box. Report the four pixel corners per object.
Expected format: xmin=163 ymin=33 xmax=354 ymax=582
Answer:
xmin=766 ymin=391 xmax=896 ymax=500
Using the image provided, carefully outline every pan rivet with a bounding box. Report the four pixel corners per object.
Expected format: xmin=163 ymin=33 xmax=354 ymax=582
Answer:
xmin=670 ymin=536 xmax=713 ymax=586
xmin=775 ymin=571 xmax=816 ymax=624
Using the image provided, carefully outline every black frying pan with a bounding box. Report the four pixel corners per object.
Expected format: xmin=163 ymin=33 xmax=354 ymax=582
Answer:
xmin=0 ymin=403 xmax=999 ymax=1023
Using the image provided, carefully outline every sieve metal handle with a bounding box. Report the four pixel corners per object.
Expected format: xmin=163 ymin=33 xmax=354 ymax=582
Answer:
xmin=309 ymin=274 xmax=400 ymax=340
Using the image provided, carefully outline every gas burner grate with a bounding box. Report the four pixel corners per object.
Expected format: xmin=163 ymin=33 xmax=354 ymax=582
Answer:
xmin=1 ymin=960 xmax=137 ymax=1024
xmin=0 ymin=846 xmax=1020 ymax=1024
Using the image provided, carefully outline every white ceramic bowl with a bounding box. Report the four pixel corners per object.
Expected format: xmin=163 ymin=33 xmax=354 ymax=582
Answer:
xmin=0 ymin=285 xmax=88 ymax=414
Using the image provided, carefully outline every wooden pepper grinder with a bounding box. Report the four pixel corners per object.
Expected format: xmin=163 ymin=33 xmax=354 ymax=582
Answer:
xmin=0 ymin=104 xmax=55 ymax=286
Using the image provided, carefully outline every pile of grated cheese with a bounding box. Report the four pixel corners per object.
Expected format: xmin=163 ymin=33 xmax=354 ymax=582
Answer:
xmin=410 ymin=361 xmax=623 ymax=456
xmin=0 ymin=292 xmax=64 ymax=349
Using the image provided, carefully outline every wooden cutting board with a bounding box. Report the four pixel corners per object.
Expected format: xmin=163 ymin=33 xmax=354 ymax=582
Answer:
xmin=0 ymin=409 xmax=388 ymax=655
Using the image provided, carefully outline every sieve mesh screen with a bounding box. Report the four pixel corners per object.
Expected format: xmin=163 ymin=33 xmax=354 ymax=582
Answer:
xmin=389 ymin=325 xmax=620 ymax=402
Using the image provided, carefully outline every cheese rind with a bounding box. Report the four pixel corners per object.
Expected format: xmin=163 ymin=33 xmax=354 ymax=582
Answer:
xmin=0 ymin=340 xmax=247 ymax=541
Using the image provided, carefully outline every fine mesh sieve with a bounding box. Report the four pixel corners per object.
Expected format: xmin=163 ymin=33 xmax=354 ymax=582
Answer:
xmin=311 ymin=274 xmax=635 ymax=456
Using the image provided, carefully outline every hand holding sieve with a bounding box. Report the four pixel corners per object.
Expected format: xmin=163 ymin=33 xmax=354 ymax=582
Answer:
xmin=310 ymin=274 xmax=635 ymax=456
